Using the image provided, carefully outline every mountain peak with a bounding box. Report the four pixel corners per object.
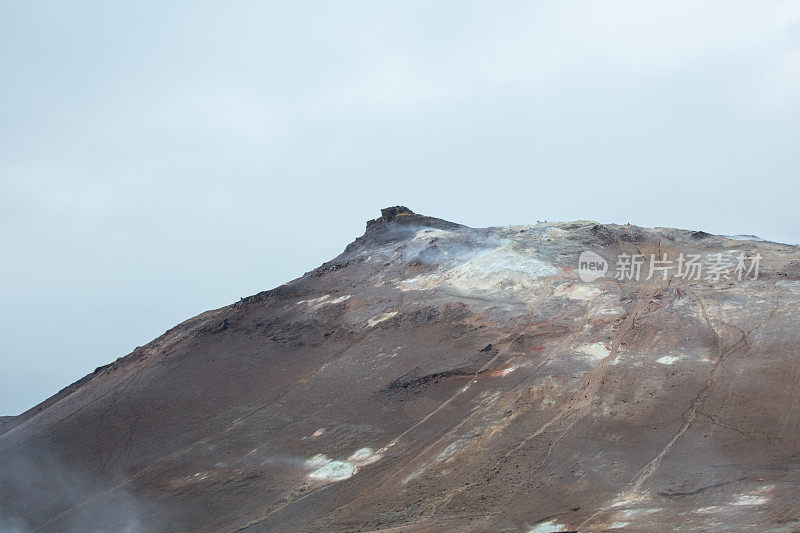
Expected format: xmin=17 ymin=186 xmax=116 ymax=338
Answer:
xmin=380 ymin=205 xmax=414 ymax=221
xmin=366 ymin=205 xmax=415 ymax=230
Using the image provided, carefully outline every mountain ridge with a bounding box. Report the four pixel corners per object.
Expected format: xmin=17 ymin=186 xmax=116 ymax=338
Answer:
xmin=2 ymin=207 xmax=799 ymax=531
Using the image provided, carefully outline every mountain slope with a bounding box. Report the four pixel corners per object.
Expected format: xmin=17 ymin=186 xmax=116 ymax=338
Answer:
xmin=2 ymin=207 xmax=800 ymax=532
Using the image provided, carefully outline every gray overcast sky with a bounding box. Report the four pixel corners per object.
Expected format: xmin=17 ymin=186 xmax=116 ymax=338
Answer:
xmin=1 ymin=1 xmax=799 ymax=415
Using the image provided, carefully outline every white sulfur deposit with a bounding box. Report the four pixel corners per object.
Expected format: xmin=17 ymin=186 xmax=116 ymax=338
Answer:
xmin=305 ymin=447 xmax=382 ymax=482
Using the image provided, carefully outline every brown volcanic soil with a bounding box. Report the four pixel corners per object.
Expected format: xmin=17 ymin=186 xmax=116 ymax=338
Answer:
xmin=2 ymin=207 xmax=800 ymax=532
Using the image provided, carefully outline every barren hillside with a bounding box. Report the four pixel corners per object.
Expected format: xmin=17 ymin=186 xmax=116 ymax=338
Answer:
xmin=2 ymin=207 xmax=799 ymax=532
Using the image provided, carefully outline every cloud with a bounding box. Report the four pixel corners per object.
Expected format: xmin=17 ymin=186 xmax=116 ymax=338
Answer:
xmin=2 ymin=0 xmax=800 ymax=415
xmin=337 ymin=1 xmax=800 ymax=109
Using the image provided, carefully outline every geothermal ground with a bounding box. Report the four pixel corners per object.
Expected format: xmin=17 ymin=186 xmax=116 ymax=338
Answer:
xmin=2 ymin=207 xmax=800 ymax=532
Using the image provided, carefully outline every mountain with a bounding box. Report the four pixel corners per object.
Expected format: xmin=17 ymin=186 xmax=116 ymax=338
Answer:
xmin=2 ymin=207 xmax=800 ymax=532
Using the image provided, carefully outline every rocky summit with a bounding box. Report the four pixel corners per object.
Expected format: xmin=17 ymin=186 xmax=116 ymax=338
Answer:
xmin=2 ymin=207 xmax=800 ymax=532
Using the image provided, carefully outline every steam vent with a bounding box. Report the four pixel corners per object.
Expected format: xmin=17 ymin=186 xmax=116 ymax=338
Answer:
xmin=2 ymin=207 xmax=800 ymax=531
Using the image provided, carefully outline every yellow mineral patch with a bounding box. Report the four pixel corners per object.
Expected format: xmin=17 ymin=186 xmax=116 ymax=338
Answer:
xmin=398 ymin=243 xmax=558 ymax=294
